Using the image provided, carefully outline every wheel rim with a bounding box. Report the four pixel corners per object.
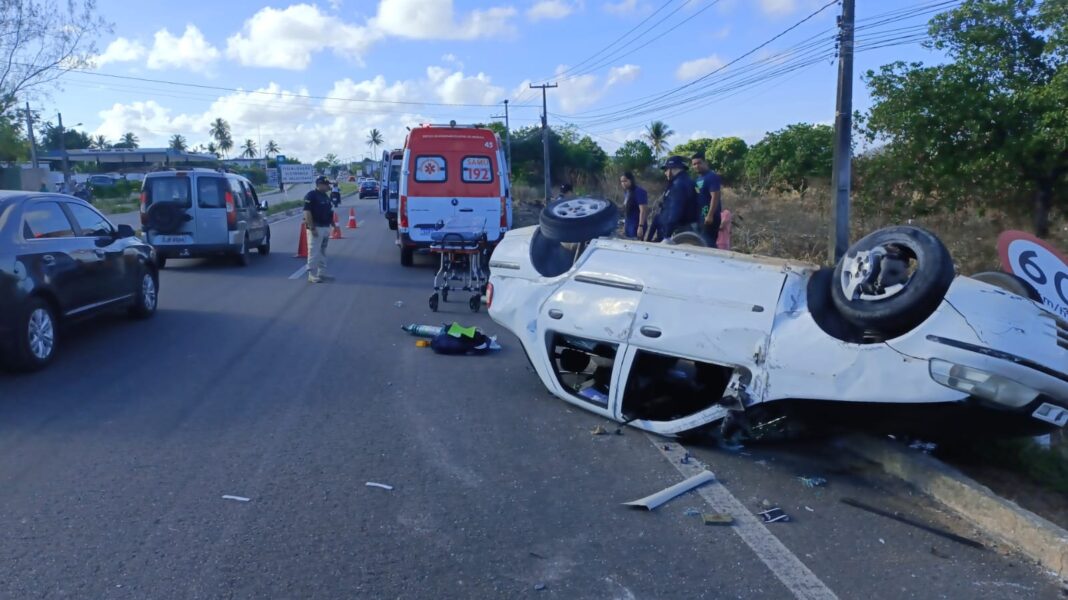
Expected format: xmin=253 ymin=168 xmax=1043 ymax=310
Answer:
xmin=840 ymin=244 xmax=915 ymax=301
xmin=142 ymin=273 xmax=157 ymax=310
xmin=551 ymin=198 xmax=609 ymax=219
xmin=27 ymin=308 xmax=54 ymax=360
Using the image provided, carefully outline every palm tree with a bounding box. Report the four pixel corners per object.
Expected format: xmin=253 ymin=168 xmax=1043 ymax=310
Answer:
xmin=241 ymin=139 xmax=257 ymax=159
xmin=265 ymin=139 xmax=280 ymax=158
xmin=206 ymin=142 xmax=220 ymax=158
xmin=169 ymin=134 xmax=188 ymax=152
xmin=209 ymin=118 xmax=230 ymax=144
xmin=217 ymin=133 xmax=234 ymax=158
xmin=643 ymin=121 xmax=674 ymax=160
xmin=89 ymin=135 xmax=110 ymax=150
xmin=116 ymin=131 xmax=139 ymax=149
xmin=366 ymin=128 xmax=384 ymax=158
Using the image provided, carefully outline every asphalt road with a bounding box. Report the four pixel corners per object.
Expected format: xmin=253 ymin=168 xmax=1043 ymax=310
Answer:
xmin=0 ymin=197 xmax=1063 ymax=599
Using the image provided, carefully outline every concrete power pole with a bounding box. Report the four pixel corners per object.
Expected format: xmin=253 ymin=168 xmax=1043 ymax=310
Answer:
xmin=58 ymin=112 xmax=71 ymax=190
xmin=491 ymin=99 xmax=512 ymax=175
xmin=829 ymin=0 xmax=855 ymax=263
xmin=529 ymin=83 xmax=557 ymax=202
xmin=24 ymin=103 xmax=39 ymax=169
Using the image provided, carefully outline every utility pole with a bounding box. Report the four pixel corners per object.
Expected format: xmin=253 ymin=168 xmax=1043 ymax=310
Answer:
xmin=24 ymin=102 xmax=39 ymax=168
xmin=58 ymin=112 xmax=70 ymax=190
xmin=491 ymin=99 xmax=512 ymax=175
xmin=829 ymin=0 xmax=855 ymax=263
xmin=530 ymin=83 xmax=557 ymax=202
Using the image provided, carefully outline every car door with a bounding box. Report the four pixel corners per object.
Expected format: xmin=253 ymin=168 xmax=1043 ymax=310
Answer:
xmin=18 ymin=200 xmax=99 ymax=315
xmin=194 ymin=175 xmax=229 ymax=246
xmin=240 ymin=181 xmax=266 ymax=243
xmin=64 ymin=201 xmax=131 ymax=305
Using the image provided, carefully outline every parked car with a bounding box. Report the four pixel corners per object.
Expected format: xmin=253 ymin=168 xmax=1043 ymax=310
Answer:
xmin=359 ymin=179 xmax=380 ymax=199
xmin=0 ymin=192 xmax=159 ymax=371
xmin=396 ymin=124 xmax=512 ymax=266
xmin=486 ymin=198 xmax=1068 ymax=441
xmin=140 ymin=169 xmax=270 ymax=268
xmin=87 ymin=175 xmax=117 ymax=187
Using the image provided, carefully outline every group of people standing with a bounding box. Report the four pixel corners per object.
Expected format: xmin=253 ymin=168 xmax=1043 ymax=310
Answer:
xmin=618 ymin=151 xmax=723 ymax=247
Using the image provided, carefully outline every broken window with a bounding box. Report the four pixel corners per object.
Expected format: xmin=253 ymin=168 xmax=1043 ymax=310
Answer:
xmin=621 ymin=351 xmax=733 ymax=422
xmin=548 ymin=333 xmax=618 ymax=408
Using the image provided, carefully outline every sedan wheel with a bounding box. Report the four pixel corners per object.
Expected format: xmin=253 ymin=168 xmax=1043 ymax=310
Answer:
xmin=7 ymin=298 xmax=59 ymax=371
xmin=28 ymin=307 xmax=55 ymax=361
xmin=130 ymin=270 xmax=159 ymax=319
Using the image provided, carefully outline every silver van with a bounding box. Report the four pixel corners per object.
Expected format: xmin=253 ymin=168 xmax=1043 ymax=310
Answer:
xmin=140 ymin=169 xmax=271 ymax=268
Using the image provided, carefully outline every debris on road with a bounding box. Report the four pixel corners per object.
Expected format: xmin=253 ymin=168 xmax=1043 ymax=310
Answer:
xmin=804 ymin=506 xmax=815 ymax=512
xmin=930 ymin=546 xmax=951 ymax=559
xmin=680 ymin=452 xmax=692 ymax=465
xmin=591 ymin=425 xmax=608 ymax=435
xmin=534 ymin=583 xmax=547 ymax=591
xmin=222 ymin=495 xmax=250 ymax=502
xmin=365 ymin=482 xmax=394 ymax=491
xmin=394 ymin=301 xmax=404 ymax=308
xmin=403 ymin=322 xmax=502 ymax=355
xmin=758 ymin=507 xmax=790 ymax=523
xmin=683 ymin=507 xmax=702 ymax=517
xmin=840 ymin=497 xmax=985 ymax=549
xmin=702 ymin=513 xmax=734 ymax=526
xmin=623 ymin=470 xmax=717 ymax=511
xmin=798 ymin=476 xmax=827 ymax=488
xmin=402 ymin=323 xmax=445 ymax=338
xmin=415 ymin=340 xmax=430 ymax=348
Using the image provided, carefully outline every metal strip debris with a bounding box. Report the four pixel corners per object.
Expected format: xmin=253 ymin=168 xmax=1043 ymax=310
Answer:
xmin=623 ymin=470 xmax=717 ymax=511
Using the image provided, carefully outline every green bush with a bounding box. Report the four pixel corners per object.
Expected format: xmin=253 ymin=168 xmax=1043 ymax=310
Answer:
xmin=92 ymin=179 xmax=139 ymax=200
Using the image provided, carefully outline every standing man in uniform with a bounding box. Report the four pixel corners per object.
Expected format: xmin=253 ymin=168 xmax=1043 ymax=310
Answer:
xmin=646 ymin=156 xmax=698 ymax=242
xmin=304 ymin=175 xmax=335 ymax=283
xmin=691 ymin=150 xmax=723 ymax=247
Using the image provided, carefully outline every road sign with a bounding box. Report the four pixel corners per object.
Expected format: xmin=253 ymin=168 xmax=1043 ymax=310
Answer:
xmin=275 ymin=154 xmax=287 ymax=164
xmin=998 ymin=230 xmax=1068 ymax=319
xmin=267 ymin=168 xmax=279 ymax=187
xmin=279 ymin=164 xmax=315 ymax=183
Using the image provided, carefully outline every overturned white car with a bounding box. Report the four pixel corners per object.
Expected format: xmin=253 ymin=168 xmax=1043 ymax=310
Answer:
xmin=486 ymin=198 xmax=1068 ymax=440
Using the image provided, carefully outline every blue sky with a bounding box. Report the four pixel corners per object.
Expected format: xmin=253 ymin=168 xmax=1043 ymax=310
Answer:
xmin=45 ymin=0 xmax=953 ymax=162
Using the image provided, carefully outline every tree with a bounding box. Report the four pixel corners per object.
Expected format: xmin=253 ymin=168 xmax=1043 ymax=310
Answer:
xmin=366 ymin=128 xmax=384 ymax=158
xmin=643 ymin=121 xmax=674 ymax=160
xmin=744 ymin=123 xmax=833 ymax=197
xmin=205 ymin=142 xmax=219 ymax=158
xmin=168 ymin=134 xmax=187 ymax=152
xmin=113 ymin=131 xmax=139 ymax=149
xmin=0 ymin=114 xmax=28 ymax=161
xmin=209 ymin=118 xmax=232 ymax=157
xmin=862 ymin=0 xmax=1068 ymax=237
xmin=89 ymin=134 xmax=109 ymax=150
xmin=672 ymin=136 xmax=749 ymax=185
xmin=40 ymin=121 xmax=90 ymax=151
xmin=217 ymin=134 xmax=233 ymax=158
xmin=613 ymin=139 xmax=655 ymax=173
xmin=240 ymin=138 xmax=257 ymax=158
xmin=264 ymin=139 xmax=280 ymax=157
xmin=0 ymin=0 xmax=110 ymax=115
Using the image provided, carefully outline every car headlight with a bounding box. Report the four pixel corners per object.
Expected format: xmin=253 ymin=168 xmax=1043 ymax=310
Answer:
xmin=929 ymin=359 xmax=1039 ymax=408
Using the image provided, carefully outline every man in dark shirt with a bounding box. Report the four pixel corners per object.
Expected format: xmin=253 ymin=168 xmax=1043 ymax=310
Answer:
xmin=646 ymin=156 xmax=698 ymax=242
xmin=691 ymin=150 xmax=723 ymax=247
xmin=303 ymin=176 xmax=335 ymax=283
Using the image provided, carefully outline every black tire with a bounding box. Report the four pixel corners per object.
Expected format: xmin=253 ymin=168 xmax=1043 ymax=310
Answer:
xmin=9 ymin=297 xmax=58 ymax=372
xmin=469 ymin=295 xmax=481 ymax=313
xmin=429 ymin=293 xmax=439 ymax=312
xmin=129 ymin=268 xmax=159 ymax=319
xmin=400 ymin=247 xmax=414 ymax=267
xmin=539 ymin=197 xmax=619 ymax=243
xmin=971 ymin=271 xmax=1042 ymax=302
xmin=388 ymin=217 xmax=398 ymax=231
xmin=157 ymin=256 xmax=167 ymax=270
xmin=831 ymin=226 xmax=954 ymax=338
xmin=235 ymin=236 xmax=250 ymax=266
xmin=669 ymin=231 xmax=709 ymax=247
xmin=529 ymin=228 xmax=575 ymax=278
xmin=146 ymin=202 xmax=189 ymax=234
xmin=258 ymin=227 xmax=271 ymax=256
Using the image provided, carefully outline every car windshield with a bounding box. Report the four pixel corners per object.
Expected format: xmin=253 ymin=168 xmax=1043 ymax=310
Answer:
xmin=145 ymin=177 xmax=192 ymax=208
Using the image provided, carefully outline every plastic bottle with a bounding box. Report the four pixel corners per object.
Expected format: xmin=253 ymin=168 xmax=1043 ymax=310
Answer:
xmin=402 ymin=324 xmax=445 ymax=338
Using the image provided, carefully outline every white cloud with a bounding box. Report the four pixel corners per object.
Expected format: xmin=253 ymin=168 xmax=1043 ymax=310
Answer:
xmin=226 ymin=4 xmax=379 ymax=69
xmin=94 ymin=38 xmax=146 ymax=67
xmin=760 ymin=0 xmax=795 ymax=15
xmin=322 ymin=76 xmax=419 ymax=115
xmin=603 ymin=0 xmax=637 ymax=15
xmin=552 ymin=63 xmax=640 ymax=113
xmin=92 ymin=100 xmax=199 ymax=144
xmin=373 ymin=0 xmax=517 ymax=40
xmin=711 ymin=26 xmax=730 ymax=40
xmin=527 ymin=0 xmax=577 ymax=21
xmin=676 ymin=54 xmax=725 ymax=80
xmin=146 ymin=25 xmax=220 ymax=74
xmin=427 ymin=67 xmax=504 ymax=105
xmin=606 ymin=64 xmax=640 ymax=86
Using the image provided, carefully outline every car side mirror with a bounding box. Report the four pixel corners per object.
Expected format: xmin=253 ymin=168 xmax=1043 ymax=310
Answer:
xmin=116 ymin=224 xmax=136 ymax=238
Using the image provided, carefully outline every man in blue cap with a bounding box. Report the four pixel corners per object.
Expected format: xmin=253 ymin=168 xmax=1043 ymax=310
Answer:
xmin=303 ymin=175 xmax=335 ymax=283
xmin=645 ymin=155 xmax=698 ymax=242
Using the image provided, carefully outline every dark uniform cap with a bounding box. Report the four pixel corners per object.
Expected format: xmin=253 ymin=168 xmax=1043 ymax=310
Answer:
xmin=660 ymin=156 xmax=689 ymax=170
xmin=315 ymin=175 xmax=330 ymax=185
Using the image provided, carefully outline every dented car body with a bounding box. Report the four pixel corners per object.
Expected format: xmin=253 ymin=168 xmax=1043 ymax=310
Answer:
xmin=487 ymin=225 xmax=1068 ymax=440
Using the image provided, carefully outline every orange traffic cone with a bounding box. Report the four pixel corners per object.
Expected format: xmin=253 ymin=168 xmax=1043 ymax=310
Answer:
xmin=295 ymin=222 xmax=308 ymax=258
xmin=347 ymin=207 xmax=358 ymax=229
xmin=331 ymin=224 xmax=343 ymax=239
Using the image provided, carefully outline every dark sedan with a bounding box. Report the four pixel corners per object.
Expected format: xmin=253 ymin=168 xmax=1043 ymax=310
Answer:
xmin=358 ymin=180 xmax=380 ymax=199
xmin=0 ymin=192 xmax=159 ymax=371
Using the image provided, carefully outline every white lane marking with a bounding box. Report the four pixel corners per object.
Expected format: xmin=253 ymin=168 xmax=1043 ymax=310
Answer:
xmin=288 ymin=265 xmax=309 ymax=280
xmin=646 ymin=436 xmax=838 ymax=600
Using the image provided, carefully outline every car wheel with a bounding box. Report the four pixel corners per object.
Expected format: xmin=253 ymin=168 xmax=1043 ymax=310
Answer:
xmin=10 ymin=297 xmax=58 ymax=371
xmin=970 ymin=271 xmax=1042 ymax=301
xmin=388 ymin=217 xmax=398 ymax=231
xmin=831 ymin=225 xmax=954 ymax=339
xmin=669 ymin=231 xmax=708 ymax=247
xmin=401 ymin=247 xmax=414 ymax=267
xmin=258 ymin=227 xmax=271 ymax=256
xmin=235 ymin=236 xmax=250 ymax=266
xmin=129 ymin=268 xmax=159 ymax=319
xmin=539 ymin=197 xmax=619 ymax=243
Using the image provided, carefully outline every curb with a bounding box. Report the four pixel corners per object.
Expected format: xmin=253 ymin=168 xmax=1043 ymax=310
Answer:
xmin=838 ymin=434 xmax=1068 ymax=578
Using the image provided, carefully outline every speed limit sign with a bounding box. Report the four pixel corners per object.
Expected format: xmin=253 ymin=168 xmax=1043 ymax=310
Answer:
xmin=998 ymin=230 xmax=1068 ymax=319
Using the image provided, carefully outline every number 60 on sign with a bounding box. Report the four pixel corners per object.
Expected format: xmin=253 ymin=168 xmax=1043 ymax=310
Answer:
xmin=998 ymin=230 xmax=1068 ymax=319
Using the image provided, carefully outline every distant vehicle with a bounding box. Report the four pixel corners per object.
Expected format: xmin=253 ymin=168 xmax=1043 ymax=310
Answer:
xmin=380 ymin=149 xmax=402 ymax=231
xmin=0 ymin=192 xmax=158 ymax=371
xmin=87 ymin=175 xmax=116 ymax=187
xmin=397 ymin=124 xmax=512 ymax=267
xmin=140 ymin=170 xmax=270 ymax=268
xmin=488 ymin=210 xmax=1068 ymax=441
xmin=359 ymin=179 xmax=380 ymax=199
